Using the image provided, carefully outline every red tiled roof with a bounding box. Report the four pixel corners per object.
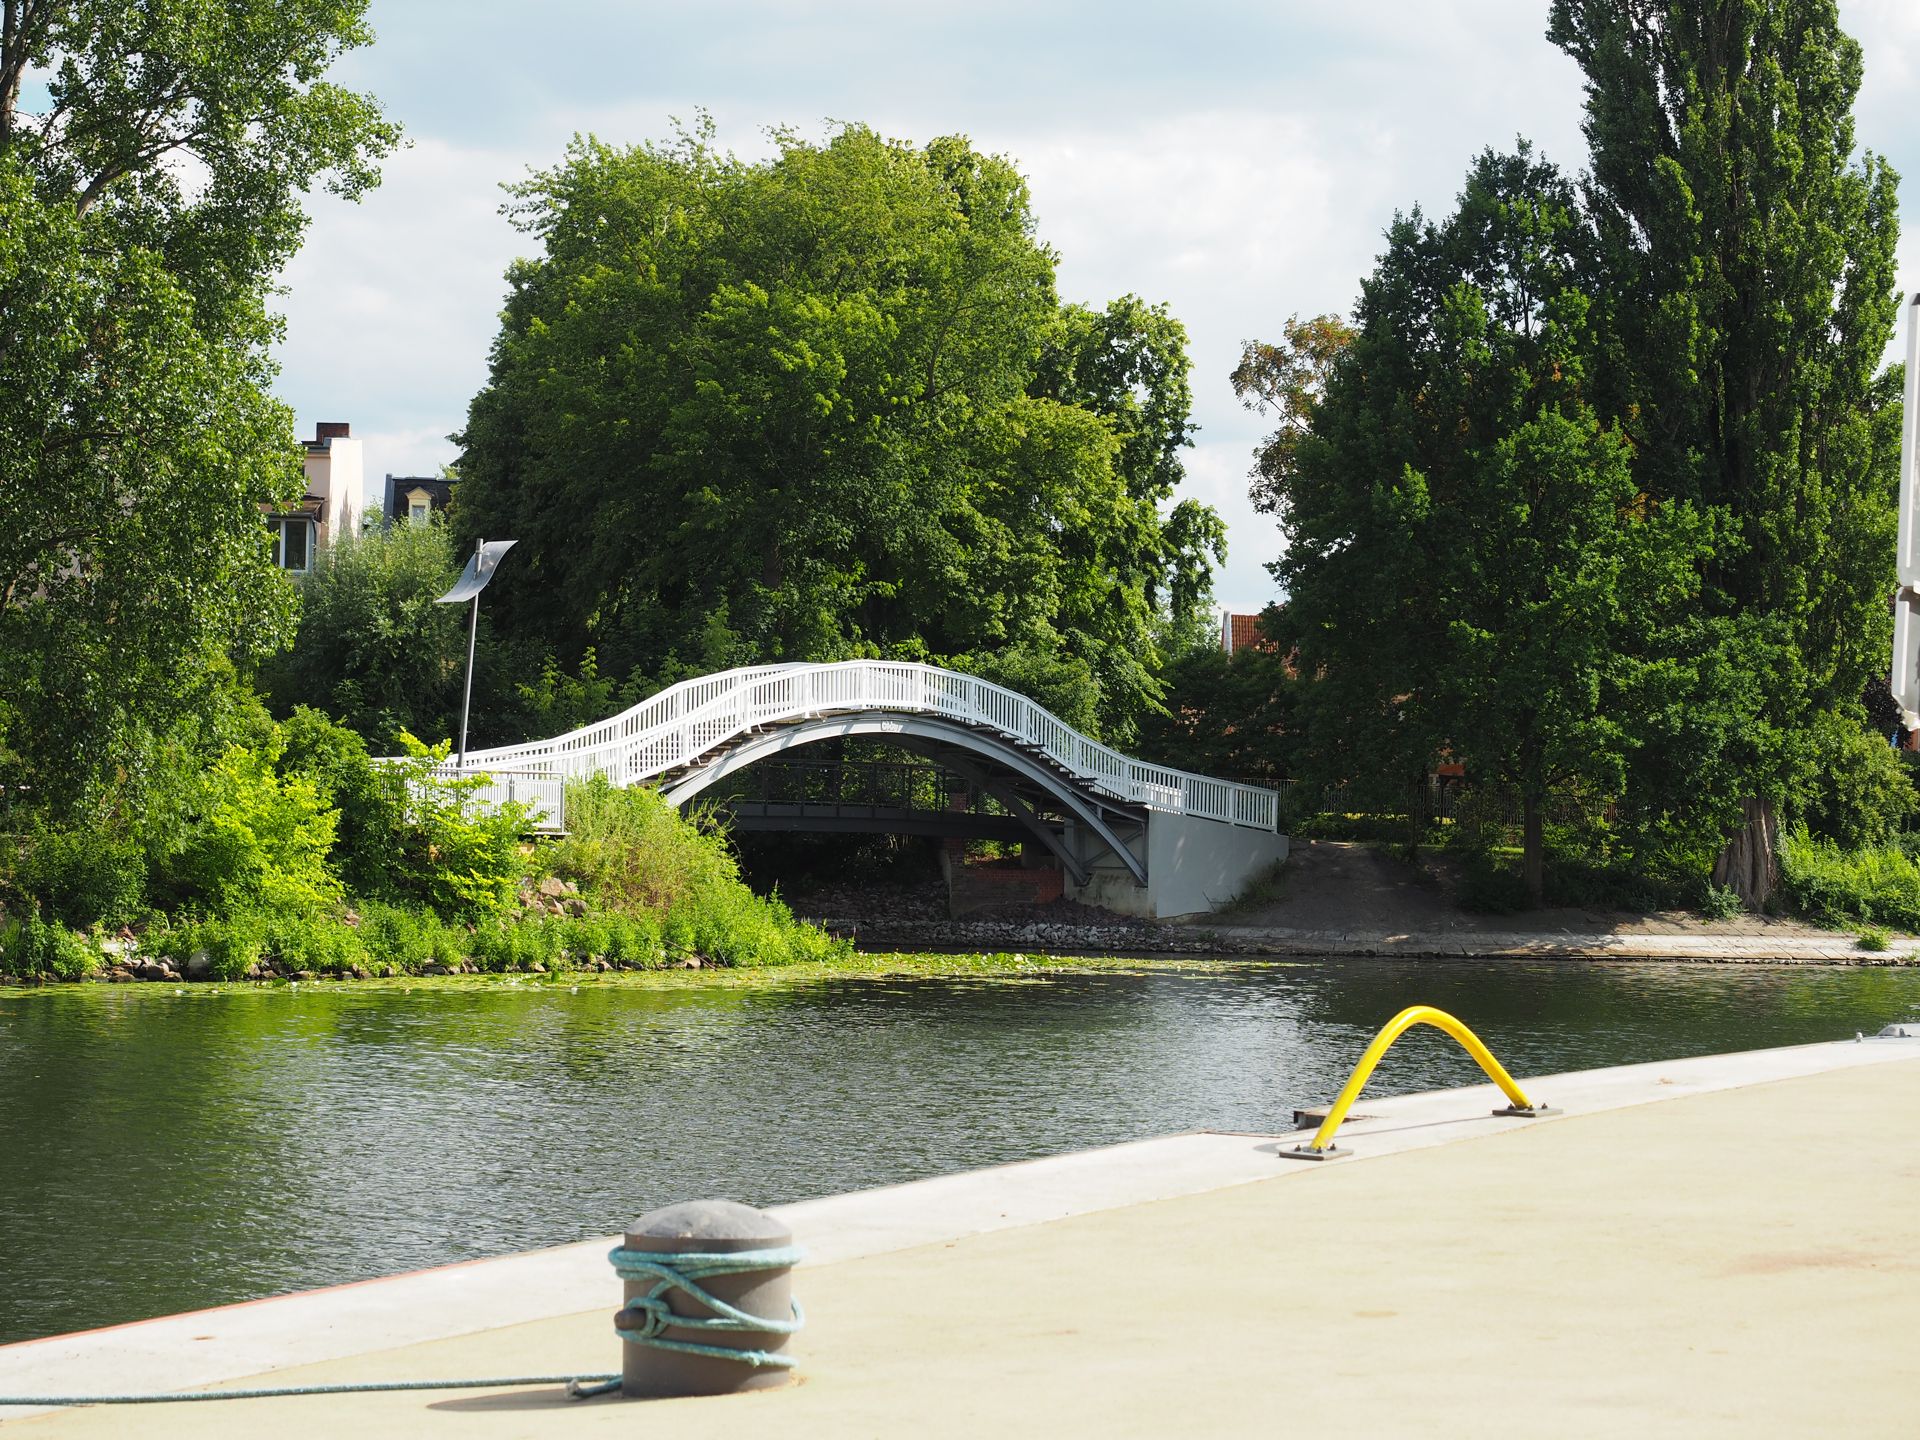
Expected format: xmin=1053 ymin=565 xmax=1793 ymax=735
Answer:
xmin=1224 ymin=613 xmax=1276 ymax=653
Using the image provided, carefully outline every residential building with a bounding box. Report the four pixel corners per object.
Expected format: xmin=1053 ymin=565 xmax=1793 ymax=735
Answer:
xmin=1220 ymin=610 xmax=1278 ymax=655
xmin=268 ymin=421 xmax=365 ymax=572
xmin=381 ymin=473 xmax=458 ymax=527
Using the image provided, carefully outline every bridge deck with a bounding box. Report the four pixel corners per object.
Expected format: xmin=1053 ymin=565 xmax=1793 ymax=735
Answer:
xmin=421 ymin=661 xmax=1279 ymax=835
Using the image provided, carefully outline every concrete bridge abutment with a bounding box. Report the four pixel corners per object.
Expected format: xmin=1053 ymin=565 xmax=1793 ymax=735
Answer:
xmin=1064 ymin=811 xmax=1290 ymax=920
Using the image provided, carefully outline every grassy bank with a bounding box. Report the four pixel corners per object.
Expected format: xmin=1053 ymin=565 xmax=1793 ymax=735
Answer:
xmin=0 ymin=950 xmax=1289 ymax=991
xmin=1777 ymin=830 xmax=1920 ymax=932
xmin=0 ymin=717 xmax=845 ymax=983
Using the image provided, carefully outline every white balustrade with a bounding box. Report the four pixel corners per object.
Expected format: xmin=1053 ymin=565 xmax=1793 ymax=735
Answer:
xmin=430 ymin=660 xmax=1280 ymax=832
xmin=403 ymin=768 xmax=567 ymax=832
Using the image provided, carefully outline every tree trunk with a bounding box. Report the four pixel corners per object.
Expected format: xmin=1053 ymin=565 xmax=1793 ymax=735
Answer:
xmin=1711 ymin=795 xmax=1778 ymax=911
xmin=1522 ymin=793 xmax=1545 ymax=907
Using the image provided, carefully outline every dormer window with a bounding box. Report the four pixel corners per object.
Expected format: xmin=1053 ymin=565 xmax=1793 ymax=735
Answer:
xmin=385 ymin=475 xmax=456 ymax=529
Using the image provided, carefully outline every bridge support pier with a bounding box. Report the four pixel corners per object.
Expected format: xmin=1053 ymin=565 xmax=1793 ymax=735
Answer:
xmin=1064 ymin=812 xmax=1290 ymax=920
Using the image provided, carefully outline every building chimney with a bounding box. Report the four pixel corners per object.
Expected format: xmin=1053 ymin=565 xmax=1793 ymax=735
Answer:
xmin=312 ymin=421 xmax=352 ymax=444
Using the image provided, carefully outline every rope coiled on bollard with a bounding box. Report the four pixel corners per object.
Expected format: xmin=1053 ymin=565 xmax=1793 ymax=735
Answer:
xmin=608 ymin=1243 xmax=804 ymax=1370
xmin=0 ymin=1243 xmax=804 ymax=1408
xmin=0 ymin=1374 xmax=620 ymax=1407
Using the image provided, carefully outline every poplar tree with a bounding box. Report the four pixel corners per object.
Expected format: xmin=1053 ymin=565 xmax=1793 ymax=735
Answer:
xmin=1547 ymin=0 xmax=1902 ymax=904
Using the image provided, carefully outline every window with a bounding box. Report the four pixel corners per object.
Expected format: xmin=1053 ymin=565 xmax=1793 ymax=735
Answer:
xmin=269 ymin=516 xmax=313 ymax=572
xmin=409 ymin=500 xmax=429 ymax=525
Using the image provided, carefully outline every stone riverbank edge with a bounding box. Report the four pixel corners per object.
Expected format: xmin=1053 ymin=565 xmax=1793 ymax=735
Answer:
xmin=824 ymin=916 xmax=1918 ymax=964
xmin=2 ymin=922 xmax=1913 ymax=988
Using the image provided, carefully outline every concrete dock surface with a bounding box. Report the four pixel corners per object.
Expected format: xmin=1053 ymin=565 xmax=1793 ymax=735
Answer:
xmin=6 ymin=1035 xmax=1919 ymax=1437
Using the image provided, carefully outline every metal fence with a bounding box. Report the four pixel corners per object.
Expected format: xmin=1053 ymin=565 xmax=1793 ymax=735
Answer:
xmin=1271 ymin=779 xmax=1603 ymax=835
xmin=413 ymin=768 xmax=567 ymax=833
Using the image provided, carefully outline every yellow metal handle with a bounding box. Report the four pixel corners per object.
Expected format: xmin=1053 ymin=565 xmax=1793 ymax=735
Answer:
xmin=1306 ymin=1005 xmax=1538 ymax=1153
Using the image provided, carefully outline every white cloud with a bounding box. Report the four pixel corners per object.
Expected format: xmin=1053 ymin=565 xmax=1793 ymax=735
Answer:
xmin=353 ymin=425 xmax=466 ymax=485
xmin=1847 ymin=0 xmax=1920 ymax=84
xmin=1182 ymin=440 xmax=1283 ymax=613
xmin=274 ymin=137 xmax=532 ymax=476
xmin=277 ymin=2 xmax=1920 ymax=612
xmin=1010 ymin=108 xmax=1365 ymax=312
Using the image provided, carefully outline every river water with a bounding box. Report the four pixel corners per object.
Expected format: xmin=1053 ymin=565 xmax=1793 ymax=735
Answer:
xmin=3 ymin=958 xmax=1918 ymax=1345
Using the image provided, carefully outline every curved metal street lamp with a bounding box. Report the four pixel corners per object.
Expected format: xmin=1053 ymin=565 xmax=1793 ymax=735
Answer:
xmin=435 ymin=537 xmax=516 ymax=770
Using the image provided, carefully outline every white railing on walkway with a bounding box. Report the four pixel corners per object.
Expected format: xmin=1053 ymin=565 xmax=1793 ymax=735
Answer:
xmin=446 ymin=770 xmax=567 ymax=833
xmin=421 ymin=661 xmax=1279 ymax=832
xmin=372 ymin=764 xmax=567 ymax=833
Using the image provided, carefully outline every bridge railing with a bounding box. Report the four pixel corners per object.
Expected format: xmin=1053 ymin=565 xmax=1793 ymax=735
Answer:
xmin=383 ymin=766 xmax=568 ymax=834
xmin=438 ymin=661 xmax=1280 ymax=831
xmin=452 ymin=770 xmax=567 ymax=832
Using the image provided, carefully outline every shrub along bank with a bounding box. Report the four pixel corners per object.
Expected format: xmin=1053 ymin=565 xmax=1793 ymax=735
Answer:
xmin=0 ymin=712 xmax=843 ymax=982
xmin=1775 ymin=828 xmax=1920 ymax=934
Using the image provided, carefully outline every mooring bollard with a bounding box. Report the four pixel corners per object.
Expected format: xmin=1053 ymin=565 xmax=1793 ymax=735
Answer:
xmin=611 ymin=1199 xmax=802 ymax=1398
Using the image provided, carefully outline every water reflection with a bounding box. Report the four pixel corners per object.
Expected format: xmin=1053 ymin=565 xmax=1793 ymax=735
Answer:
xmin=2 ymin=959 xmax=1916 ymax=1343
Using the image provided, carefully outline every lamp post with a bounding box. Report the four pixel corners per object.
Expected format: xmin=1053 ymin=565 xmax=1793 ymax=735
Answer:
xmin=1893 ymin=294 xmax=1920 ymax=734
xmin=435 ymin=538 xmax=516 ymax=770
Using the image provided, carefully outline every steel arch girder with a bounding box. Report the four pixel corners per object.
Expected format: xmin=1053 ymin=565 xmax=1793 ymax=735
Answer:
xmin=882 ymin=741 xmax=1094 ymax=887
xmin=657 ymin=714 xmax=1149 ymax=886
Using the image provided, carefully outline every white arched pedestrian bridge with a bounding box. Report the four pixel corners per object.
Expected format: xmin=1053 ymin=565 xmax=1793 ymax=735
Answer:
xmin=436 ymin=661 xmax=1288 ymax=918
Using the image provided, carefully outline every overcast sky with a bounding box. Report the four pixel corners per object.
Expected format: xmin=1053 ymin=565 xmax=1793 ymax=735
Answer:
xmin=274 ymin=0 xmax=1920 ymax=614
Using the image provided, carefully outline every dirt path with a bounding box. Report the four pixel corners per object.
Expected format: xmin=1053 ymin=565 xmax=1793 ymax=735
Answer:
xmin=780 ymin=838 xmax=1891 ymax=960
xmin=1223 ymin=839 xmax=1851 ymax=943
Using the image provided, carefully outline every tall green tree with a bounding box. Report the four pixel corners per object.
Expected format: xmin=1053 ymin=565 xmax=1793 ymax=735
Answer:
xmin=1135 ymin=637 xmax=1298 ymax=786
xmin=1232 ymin=312 xmax=1356 ymax=520
xmin=0 ymin=0 xmax=399 ymax=812
xmin=259 ymin=522 xmax=468 ymax=748
xmin=455 ymin=121 xmax=1219 ymax=743
xmin=1264 ymin=147 xmax=1713 ymax=900
xmin=1547 ymin=0 xmax=1902 ymax=904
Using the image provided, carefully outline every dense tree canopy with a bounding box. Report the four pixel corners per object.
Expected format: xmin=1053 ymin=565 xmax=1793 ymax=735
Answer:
xmin=259 ymin=522 xmax=470 ymax=748
xmin=1134 ymin=635 xmax=1297 ymax=787
xmin=1244 ymin=2 xmax=1905 ymax=905
xmin=1547 ymin=0 xmax=1903 ymax=899
xmin=455 ymin=121 xmax=1221 ymax=742
xmin=1264 ymin=148 xmax=1714 ymax=899
xmin=0 ymin=0 xmax=398 ymax=811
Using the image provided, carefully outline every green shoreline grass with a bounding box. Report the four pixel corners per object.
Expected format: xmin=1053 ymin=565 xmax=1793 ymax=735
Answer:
xmin=0 ymin=950 xmax=1306 ymax=996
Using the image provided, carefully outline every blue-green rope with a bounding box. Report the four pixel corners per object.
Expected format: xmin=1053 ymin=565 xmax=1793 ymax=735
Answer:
xmin=0 ymin=1244 xmax=804 ymax=1408
xmin=0 ymin=1374 xmax=619 ymax=1406
xmin=609 ymin=1243 xmax=804 ymax=1370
